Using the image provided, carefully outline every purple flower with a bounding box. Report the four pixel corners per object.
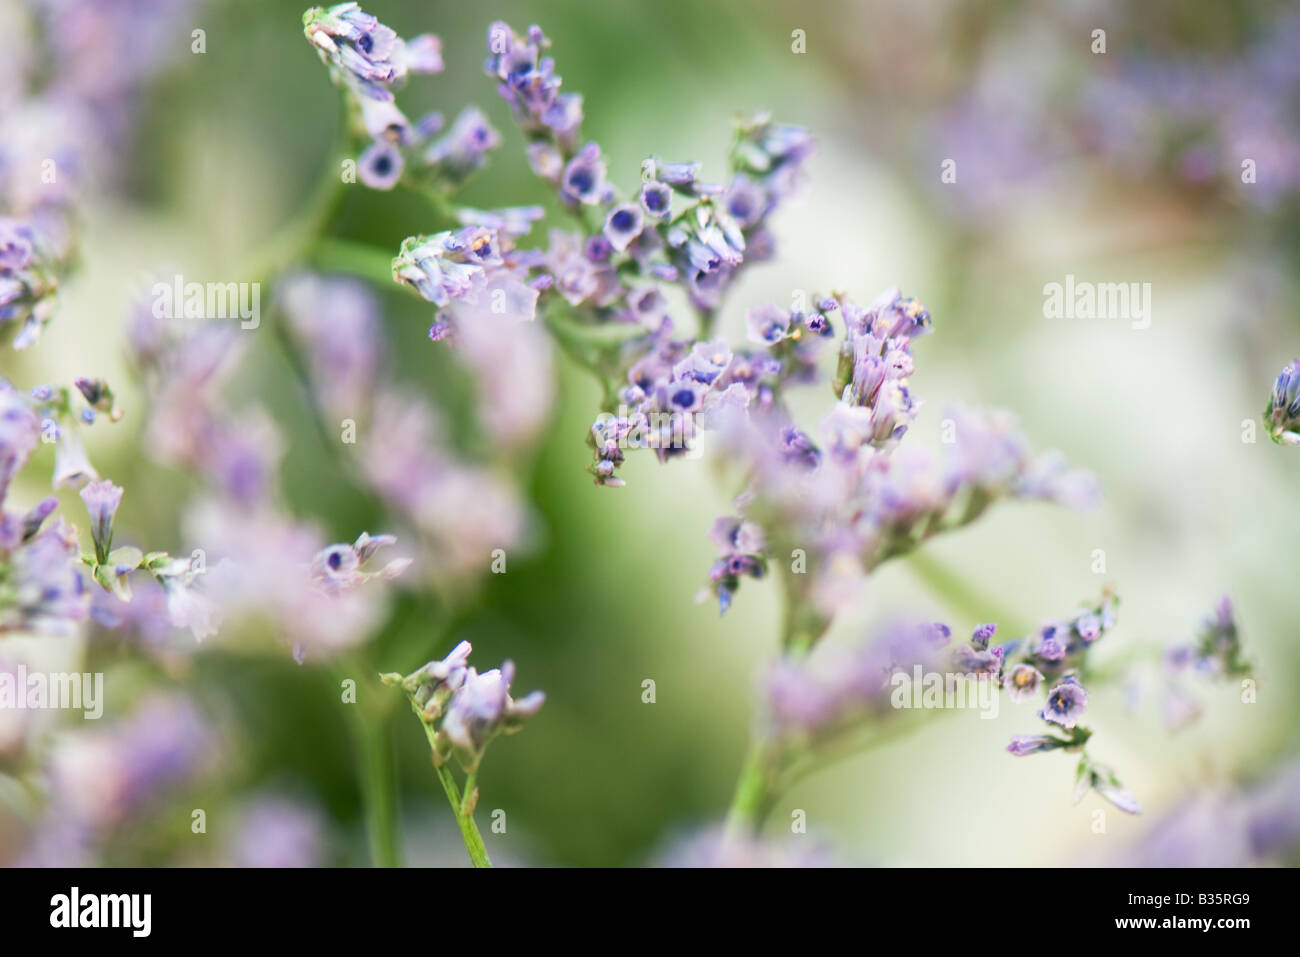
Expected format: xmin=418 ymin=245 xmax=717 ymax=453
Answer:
xmin=1006 ymin=734 xmax=1063 ymax=756
xmin=358 ymin=140 xmax=403 ymax=189
xmin=485 ymin=21 xmax=584 ymax=147
xmin=1039 ymin=678 xmax=1088 ymax=729
xmin=423 ymin=106 xmax=502 ymax=181
xmin=79 ymin=479 xmax=123 ymax=564
xmin=303 ymin=3 xmax=421 ymax=101
xmin=358 ymin=96 xmax=410 ymax=143
xmin=640 ymin=181 xmax=672 ymax=219
xmin=403 ymin=33 xmax=443 ymax=75
xmin=1 ymin=518 xmax=88 ymax=635
xmin=746 ymin=304 xmax=791 ymax=344
xmin=310 ymin=532 xmax=409 ymax=595
xmin=228 ymin=797 xmax=324 ymax=868
xmin=438 ymin=661 xmax=545 ymax=771
xmin=971 ymin=622 xmax=998 ymax=649
xmin=52 ymin=425 xmax=97 ymax=489
xmin=560 ymin=143 xmax=606 ymax=205
xmin=1003 ymin=663 xmax=1044 ymax=703
xmin=952 ymin=643 xmax=1002 ymax=678
xmin=602 ymin=203 xmax=644 ymax=251
xmin=392 ymin=228 xmax=503 ymax=307
xmin=722 ymin=173 xmax=769 ymax=228
xmin=0 ymin=381 xmax=40 ymax=502
xmin=277 ymin=272 xmax=383 ymax=419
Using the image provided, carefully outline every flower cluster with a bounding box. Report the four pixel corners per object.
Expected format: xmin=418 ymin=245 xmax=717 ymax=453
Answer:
xmin=392 ymin=225 xmax=547 ymax=336
xmin=19 ymin=694 xmax=214 ymax=866
xmin=1263 ymin=358 xmax=1300 ymax=445
xmin=923 ymin=6 xmax=1300 ymax=218
xmin=699 ymin=289 xmax=1098 ymax=626
xmin=998 ymin=590 xmax=1140 ymax=814
xmin=127 ymin=291 xmax=409 ymax=657
xmin=761 ymin=619 xmax=953 ymax=747
xmin=383 ymin=641 xmax=545 ymax=774
xmin=486 ymin=22 xmax=584 ymax=155
xmin=278 ymin=273 xmax=543 ymax=580
xmin=1 ymin=1 xmax=202 ymax=348
xmin=304 ymin=3 xmax=505 ymax=192
xmin=0 ymin=218 xmax=59 ymax=349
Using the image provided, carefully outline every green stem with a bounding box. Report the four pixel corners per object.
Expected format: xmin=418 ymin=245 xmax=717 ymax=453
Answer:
xmin=406 ymin=695 xmax=492 ymax=867
xmin=352 ymin=706 xmax=401 ymax=867
xmin=435 ymin=764 xmax=492 ymax=867
xmin=335 ymin=662 xmax=401 ymax=867
xmin=722 ymin=740 xmax=777 ymax=839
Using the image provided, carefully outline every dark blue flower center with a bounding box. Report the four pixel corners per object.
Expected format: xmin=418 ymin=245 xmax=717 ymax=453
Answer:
xmin=568 ymin=168 xmax=594 ymax=194
xmin=672 ymin=388 xmax=696 ymax=408
xmin=611 ymin=210 xmax=635 ymax=231
xmin=357 ymin=34 xmax=374 ymax=54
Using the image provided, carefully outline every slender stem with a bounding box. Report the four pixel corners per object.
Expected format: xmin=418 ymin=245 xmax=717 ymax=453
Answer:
xmin=436 ymin=764 xmax=492 ymax=867
xmin=722 ymin=740 xmax=777 ymax=839
xmin=352 ymin=705 xmax=401 ymax=867
xmin=405 ymin=695 xmax=492 ymax=867
xmin=335 ymin=662 xmax=401 ymax=867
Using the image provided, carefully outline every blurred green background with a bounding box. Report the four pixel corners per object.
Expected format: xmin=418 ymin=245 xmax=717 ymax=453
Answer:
xmin=4 ymin=0 xmax=1298 ymax=866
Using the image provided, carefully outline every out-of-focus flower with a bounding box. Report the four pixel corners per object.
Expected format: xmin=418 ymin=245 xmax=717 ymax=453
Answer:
xmin=277 ymin=272 xmax=383 ymax=421
xmin=79 ymin=480 xmax=123 ymax=565
xmin=761 ymin=619 xmax=951 ymax=746
xmin=656 ymin=825 xmax=835 ymax=867
xmin=227 ymin=796 xmax=325 ymax=868
xmin=39 ymin=694 xmax=213 ymax=837
xmin=423 ymin=106 xmax=502 ymax=182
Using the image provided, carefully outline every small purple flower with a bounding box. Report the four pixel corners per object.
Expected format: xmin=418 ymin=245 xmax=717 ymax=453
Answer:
xmin=640 ymin=181 xmax=672 ymax=219
xmin=603 ymin=203 xmax=644 ymax=251
xmin=437 ymin=660 xmax=545 ymax=772
xmin=560 ymin=143 xmax=606 ymax=205
xmin=1039 ymin=677 xmax=1088 ymax=729
xmin=402 ymin=33 xmax=443 ymax=75
xmin=1032 ymin=624 xmax=1068 ymax=662
xmin=52 ymin=426 xmax=97 ymax=489
xmin=1006 ymin=734 xmax=1062 ymax=756
xmin=424 ymin=106 xmax=502 ymax=180
xmin=746 ymin=303 xmax=791 ymax=345
xmin=1003 ymin=663 xmax=1044 ymax=703
xmin=953 ymin=643 xmax=1002 ymax=678
xmin=655 ymin=161 xmax=701 ymax=188
xmin=79 ymin=479 xmax=123 ymax=564
xmin=971 ymin=622 xmax=998 ymax=649
xmin=1074 ymin=612 xmax=1102 ymax=643
xmin=392 ymin=227 xmax=503 ymax=307
xmin=722 ymin=173 xmax=768 ymax=229
xmin=358 ymin=96 xmax=410 ymax=143
xmin=358 ymin=140 xmax=403 ymax=190
xmin=303 ymin=3 xmax=408 ymax=101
